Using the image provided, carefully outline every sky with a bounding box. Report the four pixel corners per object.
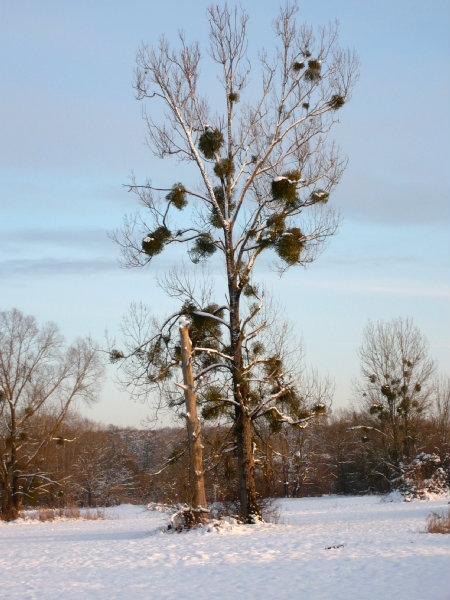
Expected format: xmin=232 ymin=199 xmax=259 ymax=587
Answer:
xmin=1 ymin=0 xmax=449 ymax=428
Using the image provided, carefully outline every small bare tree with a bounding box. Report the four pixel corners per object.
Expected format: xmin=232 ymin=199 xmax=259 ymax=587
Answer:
xmin=113 ymin=3 xmax=358 ymax=521
xmin=430 ymin=377 xmax=450 ymax=460
xmin=356 ymin=317 xmax=436 ymax=465
xmin=0 ymin=308 xmax=104 ymax=520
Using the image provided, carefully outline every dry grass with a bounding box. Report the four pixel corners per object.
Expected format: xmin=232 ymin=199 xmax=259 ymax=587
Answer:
xmin=426 ymin=509 xmax=450 ymax=534
xmin=26 ymin=506 xmax=105 ymax=522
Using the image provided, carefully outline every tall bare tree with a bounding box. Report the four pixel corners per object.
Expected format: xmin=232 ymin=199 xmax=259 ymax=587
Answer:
xmin=113 ymin=3 xmax=358 ymax=521
xmin=0 ymin=309 xmax=103 ymax=520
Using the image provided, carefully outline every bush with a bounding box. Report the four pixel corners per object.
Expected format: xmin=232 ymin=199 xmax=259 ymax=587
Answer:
xmin=393 ymin=452 xmax=450 ymax=500
xmin=168 ymin=505 xmax=209 ymax=530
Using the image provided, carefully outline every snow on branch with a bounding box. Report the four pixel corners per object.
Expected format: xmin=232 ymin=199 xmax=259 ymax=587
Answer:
xmin=192 ymin=347 xmax=233 ymax=361
xmin=256 ymin=405 xmax=315 ymax=428
xmin=178 ymin=316 xmax=191 ymax=329
xmin=149 ymin=446 xmax=188 ymax=476
xmin=174 ymin=382 xmax=190 ymax=392
xmin=348 ymin=425 xmax=387 ymax=437
xmin=249 ymin=384 xmax=294 ymax=418
xmin=191 ymin=309 xmax=230 ymax=329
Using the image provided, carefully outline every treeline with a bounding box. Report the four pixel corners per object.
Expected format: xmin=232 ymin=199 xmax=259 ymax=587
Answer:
xmin=15 ymin=403 xmax=449 ymax=511
xmin=2 ymin=310 xmax=449 ymax=520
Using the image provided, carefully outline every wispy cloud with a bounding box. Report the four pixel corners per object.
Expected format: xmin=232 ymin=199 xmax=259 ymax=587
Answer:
xmin=0 ymin=257 xmax=119 ymax=277
xmin=0 ymin=228 xmax=110 ymax=249
xmin=337 ymin=176 xmax=450 ymax=227
xmin=294 ymin=277 xmax=449 ymax=299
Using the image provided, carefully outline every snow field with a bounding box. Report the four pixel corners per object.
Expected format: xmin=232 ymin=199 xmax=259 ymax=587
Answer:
xmin=1 ymin=495 xmax=449 ymax=600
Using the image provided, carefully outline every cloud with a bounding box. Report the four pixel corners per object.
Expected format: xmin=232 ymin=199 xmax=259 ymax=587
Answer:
xmin=0 ymin=228 xmax=109 ymax=249
xmin=336 ymin=173 xmax=449 ymax=227
xmin=0 ymin=257 xmax=118 ymax=278
xmin=292 ymin=276 xmax=449 ymax=299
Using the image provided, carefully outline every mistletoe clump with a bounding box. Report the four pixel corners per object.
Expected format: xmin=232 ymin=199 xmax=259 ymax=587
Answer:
xmin=258 ymin=215 xmax=304 ymax=265
xmin=264 ymin=355 xmax=283 ymax=378
xmin=193 ymin=304 xmax=223 ymax=338
xmin=201 ymin=385 xmax=230 ymax=420
xmin=210 ymin=186 xmax=235 ymax=228
xmin=243 ymin=283 xmax=260 ymax=298
xmin=109 ymin=349 xmax=125 ymax=363
xmin=310 ymin=189 xmax=329 ymax=203
xmin=292 ymin=49 xmax=311 ymax=73
xmin=165 ymin=183 xmax=187 ymax=209
xmin=145 ymin=336 xmax=177 ymax=382
xmin=264 ymin=408 xmax=284 ymax=433
xmin=292 ymin=60 xmax=305 ymax=71
xmin=142 ymin=226 xmax=171 ymax=257
xmin=183 ymin=301 xmax=226 ymax=372
xmin=214 ymin=158 xmax=235 ymax=180
xmin=189 ymin=233 xmax=217 ymax=263
xmin=271 ymin=171 xmax=301 ymax=204
xmin=328 ymin=94 xmax=345 ymax=110
xmin=267 ymin=213 xmax=286 ymax=234
xmin=275 ymin=227 xmax=305 ymax=265
xmin=263 ymin=389 xmax=301 ymax=433
xmin=257 ymin=213 xmax=286 ymax=250
xmin=198 ymin=128 xmax=224 ymax=159
xmin=304 ymin=58 xmax=322 ymax=81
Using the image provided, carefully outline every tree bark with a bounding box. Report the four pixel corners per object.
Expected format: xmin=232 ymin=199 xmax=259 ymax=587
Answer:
xmin=228 ymin=278 xmax=260 ymax=522
xmin=1 ymin=469 xmax=20 ymax=521
xmin=179 ymin=319 xmax=207 ymax=517
xmin=1 ymin=415 xmax=21 ymax=521
xmin=235 ymin=406 xmax=260 ymax=522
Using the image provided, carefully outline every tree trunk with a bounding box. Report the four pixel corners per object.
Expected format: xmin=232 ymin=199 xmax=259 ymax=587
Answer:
xmin=1 ymin=470 xmax=20 ymax=521
xmin=235 ymin=406 xmax=260 ymax=522
xmin=228 ymin=278 xmax=261 ymax=522
xmin=1 ymin=428 xmax=21 ymax=521
xmin=179 ymin=319 xmax=207 ymax=518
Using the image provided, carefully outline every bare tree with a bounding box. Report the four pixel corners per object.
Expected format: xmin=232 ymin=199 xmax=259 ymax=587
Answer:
xmin=430 ymin=377 xmax=450 ymax=459
xmin=113 ymin=3 xmax=358 ymax=521
xmin=178 ymin=317 xmax=207 ymax=518
xmin=0 ymin=308 xmax=104 ymax=520
xmin=356 ymin=317 xmax=436 ymax=465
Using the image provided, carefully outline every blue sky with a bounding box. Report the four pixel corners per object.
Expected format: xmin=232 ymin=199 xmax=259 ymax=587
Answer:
xmin=1 ymin=0 xmax=449 ymax=427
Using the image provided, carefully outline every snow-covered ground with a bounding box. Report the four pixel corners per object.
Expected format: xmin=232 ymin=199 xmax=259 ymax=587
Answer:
xmin=1 ymin=495 xmax=449 ymax=600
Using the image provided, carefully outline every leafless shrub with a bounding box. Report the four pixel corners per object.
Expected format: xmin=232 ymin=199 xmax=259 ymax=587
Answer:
xmin=260 ymin=498 xmax=280 ymax=524
xmin=83 ymin=507 xmax=105 ymax=520
xmin=38 ymin=508 xmax=58 ymax=522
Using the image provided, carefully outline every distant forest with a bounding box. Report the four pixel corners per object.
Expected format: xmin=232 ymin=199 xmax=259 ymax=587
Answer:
xmin=1 ymin=309 xmax=449 ymax=521
xmin=12 ymin=405 xmax=449 ymax=511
